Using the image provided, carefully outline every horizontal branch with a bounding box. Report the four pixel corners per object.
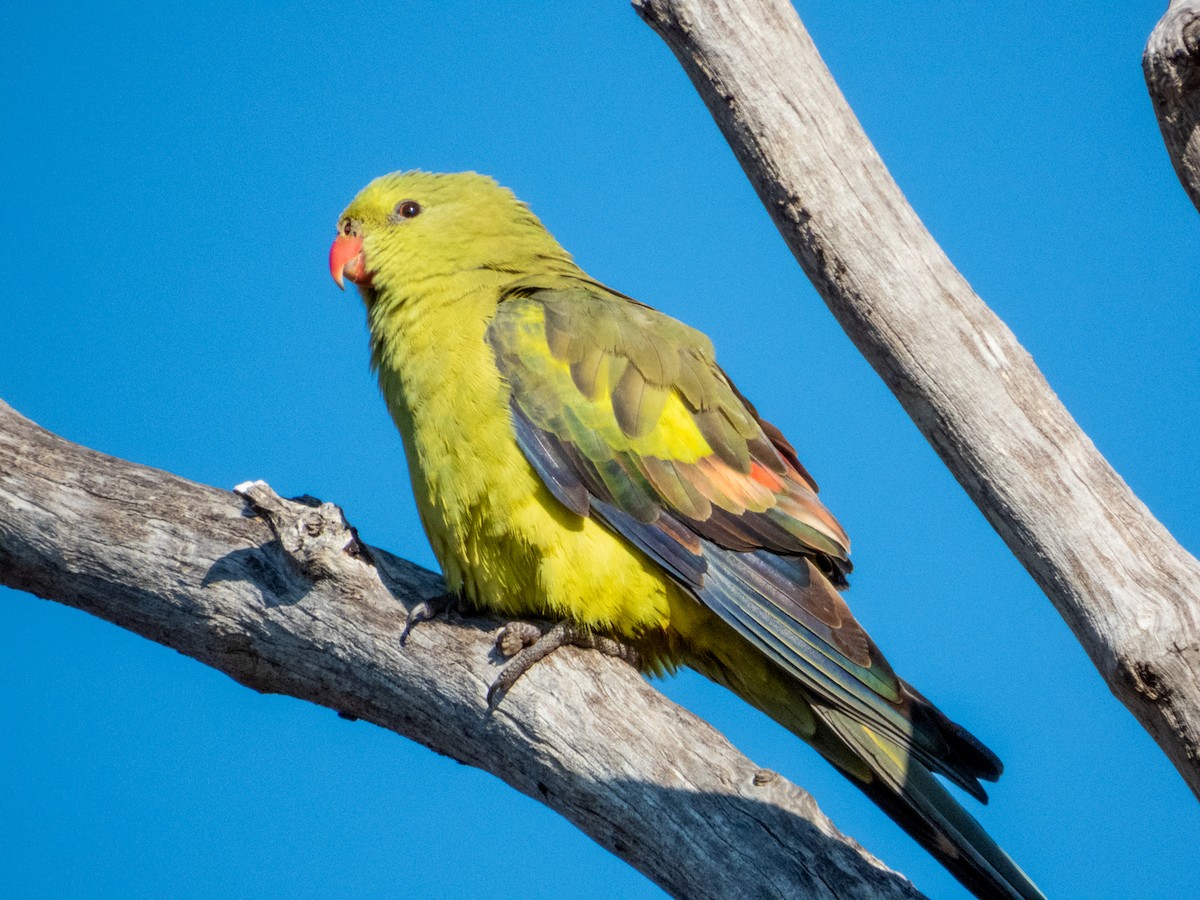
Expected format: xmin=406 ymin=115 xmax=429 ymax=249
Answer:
xmin=1145 ymin=0 xmax=1200 ymax=214
xmin=0 ymin=398 xmax=922 ymax=900
xmin=634 ymin=0 xmax=1200 ymax=797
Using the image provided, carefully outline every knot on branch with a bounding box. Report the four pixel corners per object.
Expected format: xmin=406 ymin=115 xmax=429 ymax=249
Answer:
xmin=752 ymin=768 xmax=780 ymax=786
xmin=1116 ymin=654 xmax=1172 ymax=704
xmin=234 ymin=480 xmax=373 ymax=583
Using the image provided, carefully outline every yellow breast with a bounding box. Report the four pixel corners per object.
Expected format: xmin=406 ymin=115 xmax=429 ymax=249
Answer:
xmin=366 ymin=274 xmax=679 ymax=648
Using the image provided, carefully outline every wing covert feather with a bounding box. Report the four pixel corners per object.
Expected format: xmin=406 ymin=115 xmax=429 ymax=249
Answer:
xmin=487 ymin=279 xmax=850 ymax=567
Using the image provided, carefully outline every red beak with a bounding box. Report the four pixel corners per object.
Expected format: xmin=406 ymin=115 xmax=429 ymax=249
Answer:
xmin=329 ymin=234 xmax=366 ymax=290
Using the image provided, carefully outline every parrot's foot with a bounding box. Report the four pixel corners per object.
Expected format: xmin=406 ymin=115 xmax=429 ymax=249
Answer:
xmin=487 ymin=621 xmax=640 ymax=709
xmin=399 ymin=592 xmax=458 ymax=646
xmin=495 ymin=621 xmax=545 ymax=657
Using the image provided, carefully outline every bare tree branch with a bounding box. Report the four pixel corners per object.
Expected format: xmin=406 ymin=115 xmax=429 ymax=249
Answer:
xmin=633 ymin=0 xmax=1200 ymax=797
xmin=1145 ymin=0 xmax=1200 ymax=214
xmin=0 ymin=397 xmax=924 ymax=900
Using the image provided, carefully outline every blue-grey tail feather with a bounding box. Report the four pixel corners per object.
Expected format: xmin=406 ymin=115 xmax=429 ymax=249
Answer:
xmin=817 ymin=708 xmax=1045 ymax=900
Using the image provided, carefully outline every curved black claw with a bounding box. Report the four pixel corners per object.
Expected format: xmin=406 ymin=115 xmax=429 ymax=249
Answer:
xmin=486 ymin=621 xmax=640 ymax=710
xmin=399 ymin=591 xmax=458 ymax=646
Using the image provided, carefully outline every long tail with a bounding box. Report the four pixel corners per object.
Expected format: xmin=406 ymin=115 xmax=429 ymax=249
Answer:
xmin=687 ymin=627 xmax=1043 ymax=900
xmin=812 ymin=705 xmax=1044 ymax=900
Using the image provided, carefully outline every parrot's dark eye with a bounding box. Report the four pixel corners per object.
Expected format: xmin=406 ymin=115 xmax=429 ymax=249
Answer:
xmin=393 ymin=200 xmax=421 ymax=220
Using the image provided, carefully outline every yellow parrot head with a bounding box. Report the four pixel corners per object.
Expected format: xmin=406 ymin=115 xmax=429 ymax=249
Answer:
xmin=328 ymin=170 xmax=570 ymax=297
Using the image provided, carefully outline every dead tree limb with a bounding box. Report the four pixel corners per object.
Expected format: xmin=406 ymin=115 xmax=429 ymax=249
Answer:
xmin=633 ymin=0 xmax=1200 ymax=798
xmin=1145 ymin=0 xmax=1200 ymax=214
xmin=0 ymin=398 xmax=922 ymax=900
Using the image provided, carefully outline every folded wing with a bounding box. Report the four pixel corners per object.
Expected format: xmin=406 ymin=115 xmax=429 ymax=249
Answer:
xmin=486 ymin=276 xmax=1000 ymax=799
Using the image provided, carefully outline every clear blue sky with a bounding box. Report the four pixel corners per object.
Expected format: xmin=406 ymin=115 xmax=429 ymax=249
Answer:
xmin=2 ymin=2 xmax=1198 ymax=897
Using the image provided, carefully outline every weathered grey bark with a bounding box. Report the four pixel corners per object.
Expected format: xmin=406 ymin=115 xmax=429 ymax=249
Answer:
xmin=1145 ymin=0 xmax=1200 ymax=214
xmin=633 ymin=0 xmax=1200 ymax=798
xmin=0 ymin=398 xmax=923 ymax=900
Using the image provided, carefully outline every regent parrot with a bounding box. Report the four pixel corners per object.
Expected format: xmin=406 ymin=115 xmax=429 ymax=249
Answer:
xmin=329 ymin=170 xmax=1043 ymax=900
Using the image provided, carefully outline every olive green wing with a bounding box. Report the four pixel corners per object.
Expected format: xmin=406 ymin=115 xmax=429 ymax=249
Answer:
xmin=488 ymin=276 xmax=851 ymax=569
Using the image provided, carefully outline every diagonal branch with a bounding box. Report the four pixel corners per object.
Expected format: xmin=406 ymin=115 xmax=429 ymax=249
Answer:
xmin=1145 ymin=0 xmax=1200 ymax=214
xmin=0 ymin=398 xmax=922 ymax=900
xmin=633 ymin=0 xmax=1200 ymax=798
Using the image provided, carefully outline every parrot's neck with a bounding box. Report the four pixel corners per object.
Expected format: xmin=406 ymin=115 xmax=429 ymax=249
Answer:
xmin=366 ymin=266 xmax=510 ymax=451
